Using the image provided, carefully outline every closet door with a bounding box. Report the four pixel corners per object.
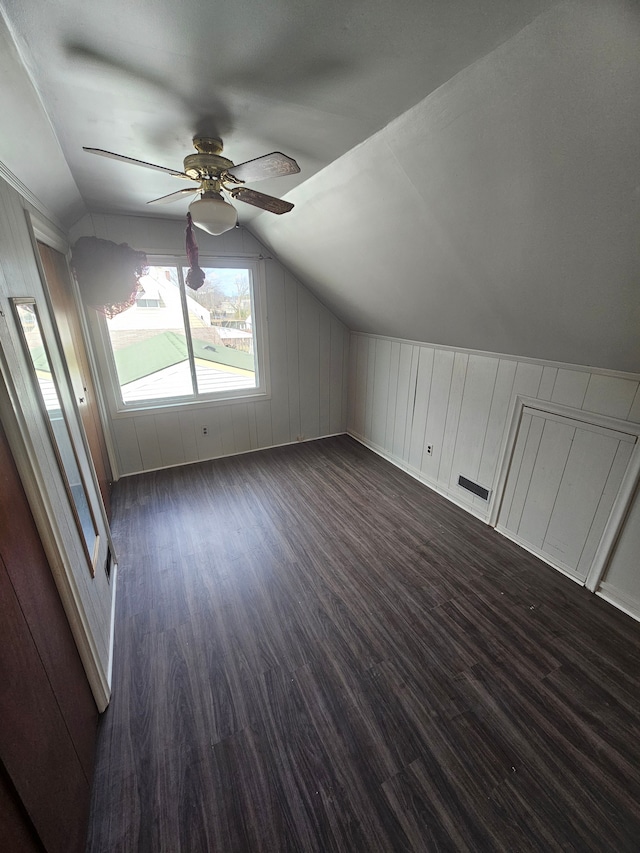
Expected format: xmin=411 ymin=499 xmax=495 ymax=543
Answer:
xmin=497 ymin=407 xmax=635 ymax=581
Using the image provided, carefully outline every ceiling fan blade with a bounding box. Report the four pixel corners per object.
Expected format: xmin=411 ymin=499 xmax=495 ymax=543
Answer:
xmin=227 ymin=152 xmax=300 ymax=183
xmin=230 ymin=187 xmax=294 ymax=214
xmin=147 ymin=188 xmax=200 ymax=205
xmin=83 ymin=147 xmax=190 ymax=178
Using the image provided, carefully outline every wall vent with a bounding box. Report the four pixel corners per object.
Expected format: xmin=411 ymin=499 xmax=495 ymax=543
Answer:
xmin=458 ymin=475 xmax=491 ymax=501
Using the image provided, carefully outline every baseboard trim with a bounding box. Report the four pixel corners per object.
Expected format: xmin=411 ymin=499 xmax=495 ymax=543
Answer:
xmin=106 ymin=561 xmax=118 ymax=700
xmin=597 ymin=583 xmax=640 ymax=623
xmin=347 ymin=431 xmax=490 ymax=524
xmin=117 ymin=433 xmax=348 ymax=478
xmin=494 ymin=524 xmax=585 ymax=585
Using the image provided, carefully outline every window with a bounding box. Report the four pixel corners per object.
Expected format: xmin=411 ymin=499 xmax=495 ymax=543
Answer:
xmin=95 ymin=257 xmax=268 ymax=410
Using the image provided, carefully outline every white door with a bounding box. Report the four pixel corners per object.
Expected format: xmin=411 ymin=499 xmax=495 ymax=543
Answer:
xmin=497 ymin=407 xmax=636 ymax=582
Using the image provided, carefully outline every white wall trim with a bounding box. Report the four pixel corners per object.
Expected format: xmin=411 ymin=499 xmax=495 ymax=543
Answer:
xmin=106 ymin=561 xmax=118 ymax=691
xmin=0 ymin=160 xmax=63 ymax=232
xmin=350 ymin=331 xmax=640 ymax=384
xmin=495 ymin=523 xmax=585 ymax=585
xmin=489 ymin=393 xmax=528 ymax=528
xmin=597 ymin=583 xmax=640 ymax=624
xmin=107 ymin=389 xmax=274 ymax=420
xmin=27 ymin=205 xmax=69 ymax=255
xmin=116 ymin=432 xmax=347 ymax=478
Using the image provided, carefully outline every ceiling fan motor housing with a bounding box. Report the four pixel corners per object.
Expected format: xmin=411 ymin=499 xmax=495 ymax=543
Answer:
xmin=183 ymin=152 xmax=235 ymax=181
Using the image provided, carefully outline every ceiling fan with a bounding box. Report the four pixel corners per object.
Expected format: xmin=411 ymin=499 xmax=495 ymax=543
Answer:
xmin=83 ymin=137 xmax=300 ymax=235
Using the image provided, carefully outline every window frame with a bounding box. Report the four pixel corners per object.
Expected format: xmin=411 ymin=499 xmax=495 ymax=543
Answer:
xmin=89 ymin=254 xmax=270 ymax=416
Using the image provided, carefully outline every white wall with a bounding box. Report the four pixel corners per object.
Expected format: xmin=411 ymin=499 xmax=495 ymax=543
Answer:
xmin=348 ymin=331 xmax=640 ymax=617
xmin=69 ymin=214 xmax=350 ymax=476
xmin=0 ymin=175 xmax=113 ymax=707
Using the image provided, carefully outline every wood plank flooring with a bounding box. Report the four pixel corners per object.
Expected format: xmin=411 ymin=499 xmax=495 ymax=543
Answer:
xmin=86 ymin=435 xmax=640 ymax=852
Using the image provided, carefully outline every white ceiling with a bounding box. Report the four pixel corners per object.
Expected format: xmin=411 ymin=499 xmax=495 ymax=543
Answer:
xmin=0 ymin=0 xmax=554 ymax=220
xmin=1 ymin=0 xmax=639 ymax=372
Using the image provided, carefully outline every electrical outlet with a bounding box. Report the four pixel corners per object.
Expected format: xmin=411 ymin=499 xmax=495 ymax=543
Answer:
xmin=202 ymin=426 xmax=208 ymax=435
xmin=297 ymin=434 xmax=305 ymax=442
xmin=426 ymin=444 xmax=433 ymax=456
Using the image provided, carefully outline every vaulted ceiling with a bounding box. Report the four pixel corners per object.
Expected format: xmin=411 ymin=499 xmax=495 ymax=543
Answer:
xmin=1 ymin=0 xmax=639 ymax=372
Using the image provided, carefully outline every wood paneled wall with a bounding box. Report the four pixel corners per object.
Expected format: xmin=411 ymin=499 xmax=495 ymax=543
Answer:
xmin=69 ymin=215 xmax=350 ymax=477
xmin=347 ymin=332 xmax=640 ymax=617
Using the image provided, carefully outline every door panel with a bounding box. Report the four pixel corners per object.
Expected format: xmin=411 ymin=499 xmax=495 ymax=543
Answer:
xmin=37 ymin=242 xmax=112 ymax=517
xmin=542 ymin=429 xmax=621 ymax=567
xmin=498 ymin=407 xmax=636 ymax=581
xmin=516 ymin=418 xmax=575 ymax=549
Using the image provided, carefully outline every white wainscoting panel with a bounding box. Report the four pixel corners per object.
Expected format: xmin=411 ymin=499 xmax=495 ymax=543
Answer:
xmin=582 ymin=374 xmax=638 ymax=419
xmin=550 ymin=368 xmax=590 ymax=408
xmin=348 ymin=331 xmax=640 ymax=616
xmin=408 ymin=345 xmax=434 ymax=472
xmin=448 ymin=354 xmax=498 ymax=504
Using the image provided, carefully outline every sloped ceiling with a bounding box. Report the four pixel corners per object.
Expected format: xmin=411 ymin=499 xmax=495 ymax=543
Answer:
xmin=0 ymin=0 xmax=638 ymax=372
xmin=0 ymin=14 xmax=84 ymax=222
xmin=252 ymin=0 xmax=640 ymax=373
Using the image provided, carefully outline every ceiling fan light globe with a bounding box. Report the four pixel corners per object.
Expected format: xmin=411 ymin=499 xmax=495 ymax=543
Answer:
xmin=188 ymin=194 xmax=237 ymax=236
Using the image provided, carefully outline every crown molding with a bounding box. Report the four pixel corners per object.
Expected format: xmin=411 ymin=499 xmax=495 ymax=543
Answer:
xmin=0 ymin=158 xmax=63 ymax=231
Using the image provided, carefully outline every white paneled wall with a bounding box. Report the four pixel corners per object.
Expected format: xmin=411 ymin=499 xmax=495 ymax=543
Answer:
xmin=70 ymin=215 xmax=349 ymax=476
xmin=348 ymin=332 xmax=640 ymax=618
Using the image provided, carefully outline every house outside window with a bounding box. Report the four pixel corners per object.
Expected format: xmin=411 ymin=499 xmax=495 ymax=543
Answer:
xmin=90 ymin=256 xmax=269 ymax=411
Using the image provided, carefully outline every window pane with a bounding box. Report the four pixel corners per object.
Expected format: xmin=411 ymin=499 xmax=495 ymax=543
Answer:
xmin=182 ymin=267 xmax=257 ymax=395
xmin=106 ymin=266 xmax=194 ymax=403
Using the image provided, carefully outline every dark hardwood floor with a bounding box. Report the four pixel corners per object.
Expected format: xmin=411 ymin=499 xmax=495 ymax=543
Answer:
xmin=86 ymin=435 xmax=640 ymax=852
